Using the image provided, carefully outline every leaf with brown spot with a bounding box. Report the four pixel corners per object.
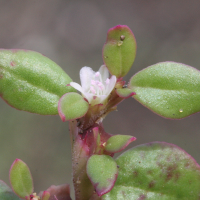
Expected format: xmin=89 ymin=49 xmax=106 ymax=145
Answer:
xmin=102 ymin=142 xmax=200 ymax=200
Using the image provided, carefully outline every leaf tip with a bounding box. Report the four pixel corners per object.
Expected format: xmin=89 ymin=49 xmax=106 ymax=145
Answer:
xmin=96 ymin=173 xmax=118 ymax=196
xmin=9 ymin=158 xmax=22 ymax=174
xmin=107 ymin=25 xmax=132 ymax=34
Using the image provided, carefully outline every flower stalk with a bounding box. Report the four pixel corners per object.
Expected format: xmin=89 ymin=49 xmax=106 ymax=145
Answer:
xmin=68 ymin=73 xmax=132 ymax=199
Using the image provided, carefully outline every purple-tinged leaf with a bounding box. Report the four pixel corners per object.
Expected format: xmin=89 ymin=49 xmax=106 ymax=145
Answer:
xmin=103 ymin=142 xmax=200 ymax=200
xmin=0 ymin=180 xmax=21 ymax=200
xmin=129 ymin=62 xmax=200 ymax=119
xmin=116 ymin=88 xmax=136 ymax=98
xmin=0 ymin=49 xmax=75 ymax=115
xmin=41 ymin=191 xmax=50 ymax=200
xmin=103 ymin=25 xmax=136 ymax=78
xmin=39 ymin=184 xmax=71 ymax=200
xmin=105 ymin=135 xmax=136 ymax=153
xmin=9 ymin=159 xmax=33 ymax=199
xmin=87 ymin=155 xmax=118 ymax=196
xmin=58 ymin=92 xmax=89 ymax=121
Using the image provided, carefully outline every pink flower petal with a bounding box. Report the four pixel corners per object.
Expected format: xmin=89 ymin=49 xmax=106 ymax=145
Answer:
xmin=98 ymin=65 xmax=109 ymax=82
xmin=80 ymin=67 xmax=95 ymax=91
xmin=70 ymin=82 xmax=84 ymax=93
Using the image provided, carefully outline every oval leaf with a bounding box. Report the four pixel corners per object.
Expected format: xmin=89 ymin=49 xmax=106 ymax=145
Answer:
xmin=58 ymin=92 xmax=89 ymax=121
xmin=116 ymin=88 xmax=136 ymax=98
xmin=0 ymin=180 xmax=21 ymax=200
xmin=86 ymin=155 xmax=118 ymax=196
xmin=129 ymin=62 xmax=200 ymax=119
xmin=105 ymin=135 xmax=136 ymax=153
xmin=0 ymin=49 xmax=75 ymax=115
xmin=103 ymin=25 xmax=137 ymax=78
xmin=9 ymin=159 xmax=33 ymax=199
xmin=103 ymin=142 xmax=200 ymax=200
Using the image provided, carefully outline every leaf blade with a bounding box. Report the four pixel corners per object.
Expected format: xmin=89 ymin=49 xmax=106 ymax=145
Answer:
xmin=0 ymin=49 xmax=75 ymax=115
xmin=9 ymin=159 xmax=33 ymax=199
xmin=103 ymin=142 xmax=200 ymax=200
xmin=58 ymin=92 xmax=89 ymax=121
xmin=105 ymin=135 xmax=136 ymax=154
xmin=103 ymin=25 xmax=136 ymax=78
xmin=129 ymin=62 xmax=200 ymax=118
xmin=0 ymin=180 xmax=21 ymax=200
xmin=87 ymin=155 xmax=118 ymax=196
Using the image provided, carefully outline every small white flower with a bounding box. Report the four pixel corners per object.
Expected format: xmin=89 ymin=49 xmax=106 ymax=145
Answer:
xmin=70 ymin=65 xmax=117 ymax=105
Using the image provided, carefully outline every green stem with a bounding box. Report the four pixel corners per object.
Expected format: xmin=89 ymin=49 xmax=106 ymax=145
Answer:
xmin=69 ymin=120 xmax=99 ymax=200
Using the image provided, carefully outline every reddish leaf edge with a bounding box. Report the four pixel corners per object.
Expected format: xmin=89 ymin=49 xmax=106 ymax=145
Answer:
xmin=86 ymin=156 xmax=118 ymax=197
xmin=105 ymin=136 xmax=136 ymax=154
xmin=58 ymin=92 xmax=89 ymax=122
xmin=118 ymin=141 xmax=200 ymax=168
xmin=9 ymin=158 xmax=34 ymax=199
xmin=95 ymin=173 xmax=118 ymax=197
xmin=102 ymin=25 xmax=137 ymax=78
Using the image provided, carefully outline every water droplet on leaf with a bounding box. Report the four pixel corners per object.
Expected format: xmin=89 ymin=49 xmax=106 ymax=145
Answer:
xmin=179 ymin=109 xmax=183 ymax=112
xmin=117 ymin=41 xmax=123 ymax=46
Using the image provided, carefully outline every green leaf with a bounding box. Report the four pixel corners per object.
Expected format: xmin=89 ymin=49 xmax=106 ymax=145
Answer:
xmin=58 ymin=92 xmax=89 ymax=121
xmin=102 ymin=25 xmax=136 ymax=78
xmin=9 ymin=159 xmax=33 ymax=199
xmin=86 ymin=155 xmax=118 ymax=196
xmin=129 ymin=62 xmax=200 ymax=119
xmin=105 ymin=135 xmax=136 ymax=153
xmin=103 ymin=142 xmax=200 ymax=200
xmin=0 ymin=49 xmax=75 ymax=115
xmin=0 ymin=180 xmax=21 ymax=200
xmin=116 ymin=88 xmax=136 ymax=99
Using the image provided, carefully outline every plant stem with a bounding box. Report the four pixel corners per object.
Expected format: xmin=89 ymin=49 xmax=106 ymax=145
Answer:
xmin=69 ymin=120 xmax=97 ymax=200
xmin=69 ymin=82 xmax=126 ymax=199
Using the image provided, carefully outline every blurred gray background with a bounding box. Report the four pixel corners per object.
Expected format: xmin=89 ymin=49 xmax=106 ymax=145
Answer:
xmin=0 ymin=0 xmax=200 ymax=197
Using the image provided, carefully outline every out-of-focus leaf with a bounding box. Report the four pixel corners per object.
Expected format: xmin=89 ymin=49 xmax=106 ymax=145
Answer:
xmin=103 ymin=25 xmax=136 ymax=78
xmin=39 ymin=184 xmax=71 ymax=200
xmin=41 ymin=191 xmax=50 ymax=200
xmin=103 ymin=142 xmax=200 ymax=200
xmin=0 ymin=180 xmax=21 ymax=200
xmin=0 ymin=49 xmax=75 ymax=115
xmin=9 ymin=159 xmax=33 ymax=199
xmin=129 ymin=62 xmax=200 ymax=118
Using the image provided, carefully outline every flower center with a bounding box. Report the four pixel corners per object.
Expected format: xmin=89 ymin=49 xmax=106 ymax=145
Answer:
xmin=89 ymin=72 xmax=109 ymax=96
